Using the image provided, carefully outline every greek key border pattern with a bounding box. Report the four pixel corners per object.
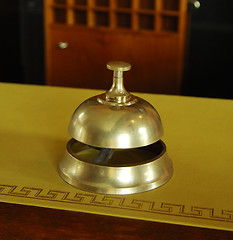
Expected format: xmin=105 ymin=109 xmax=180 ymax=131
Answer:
xmin=0 ymin=184 xmax=233 ymax=223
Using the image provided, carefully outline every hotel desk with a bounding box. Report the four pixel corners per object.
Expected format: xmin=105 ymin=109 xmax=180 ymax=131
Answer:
xmin=0 ymin=83 xmax=232 ymax=239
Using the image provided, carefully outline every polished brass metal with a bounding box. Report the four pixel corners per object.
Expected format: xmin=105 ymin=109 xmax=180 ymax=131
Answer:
xmin=59 ymin=139 xmax=173 ymax=195
xmin=59 ymin=61 xmax=173 ymax=195
xmin=99 ymin=61 xmax=134 ymax=105
xmin=69 ymin=61 xmax=163 ymax=149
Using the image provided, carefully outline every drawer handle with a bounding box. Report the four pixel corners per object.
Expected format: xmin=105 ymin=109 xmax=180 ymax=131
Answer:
xmin=188 ymin=0 xmax=201 ymax=9
xmin=58 ymin=42 xmax=68 ymax=49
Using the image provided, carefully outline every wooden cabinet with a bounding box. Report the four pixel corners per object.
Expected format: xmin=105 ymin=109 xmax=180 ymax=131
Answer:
xmin=44 ymin=0 xmax=188 ymax=94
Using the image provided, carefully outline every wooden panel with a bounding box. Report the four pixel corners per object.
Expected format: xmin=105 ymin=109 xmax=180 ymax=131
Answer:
xmin=105 ymin=31 xmax=180 ymax=93
xmin=49 ymin=27 xmax=180 ymax=93
xmin=44 ymin=0 xmax=188 ymax=94
xmin=1 ymin=202 xmax=232 ymax=240
xmin=49 ymin=27 xmax=108 ymax=90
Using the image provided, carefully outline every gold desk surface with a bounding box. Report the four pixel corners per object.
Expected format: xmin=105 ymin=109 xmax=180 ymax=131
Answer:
xmin=0 ymin=83 xmax=232 ymax=231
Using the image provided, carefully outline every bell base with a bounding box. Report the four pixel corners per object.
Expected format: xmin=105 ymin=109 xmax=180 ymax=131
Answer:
xmin=59 ymin=168 xmax=173 ymax=195
xmin=58 ymin=139 xmax=173 ymax=195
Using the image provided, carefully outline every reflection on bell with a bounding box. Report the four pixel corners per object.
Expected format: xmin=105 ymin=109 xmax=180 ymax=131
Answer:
xmin=58 ymin=61 xmax=173 ymax=195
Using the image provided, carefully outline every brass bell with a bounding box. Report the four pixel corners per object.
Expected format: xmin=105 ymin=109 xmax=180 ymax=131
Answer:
xmin=59 ymin=62 xmax=173 ymax=195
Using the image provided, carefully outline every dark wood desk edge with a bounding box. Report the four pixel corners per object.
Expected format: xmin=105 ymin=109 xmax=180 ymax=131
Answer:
xmin=0 ymin=202 xmax=232 ymax=240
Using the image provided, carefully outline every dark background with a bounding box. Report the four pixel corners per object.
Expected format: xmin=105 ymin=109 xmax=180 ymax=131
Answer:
xmin=0 ymin=0 xmax=44 ymax=85
xmin=183 ymin=0 xmax=233 ymax=99
xmin=0 ymin=0 xmax=232 ymax=99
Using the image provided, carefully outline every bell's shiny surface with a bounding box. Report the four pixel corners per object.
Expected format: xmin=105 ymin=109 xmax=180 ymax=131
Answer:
xmin=69 ymin=96 xmax=163 ymax=149
xmin=59 ymin=139 xmax=173 ymax=195
xmin=69 ymin=61 xmax=163 ymax=149
xmin=59 ymin=61 xmax=173 ymax=195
